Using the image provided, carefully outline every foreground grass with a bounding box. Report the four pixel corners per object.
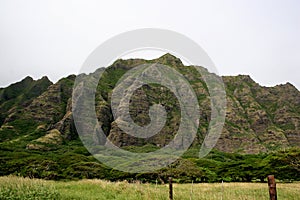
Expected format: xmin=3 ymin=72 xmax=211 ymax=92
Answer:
xmin=0 ymin=176 xmax=299 ymax=200
xmin=0 ymin=176 xmax=59 ymax=199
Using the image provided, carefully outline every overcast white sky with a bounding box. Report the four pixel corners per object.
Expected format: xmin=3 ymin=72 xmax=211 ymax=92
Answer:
xmin=0 ymin=0 xmax=299 ymax=89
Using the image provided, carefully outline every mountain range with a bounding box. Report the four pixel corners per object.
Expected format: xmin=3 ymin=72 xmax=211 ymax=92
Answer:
xmin=1 ymin=53 xmax=300 ymax=181
xmin=0 ymin=54 xmax=299 ymax=155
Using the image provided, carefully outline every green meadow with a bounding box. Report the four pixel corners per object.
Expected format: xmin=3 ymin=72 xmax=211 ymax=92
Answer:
xmin=0 ymin=176 xmax=299 ymax=200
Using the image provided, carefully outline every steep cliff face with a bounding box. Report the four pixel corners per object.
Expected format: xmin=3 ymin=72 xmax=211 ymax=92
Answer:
xmin=222 ymin=76 xmax=300 ymax=152
xmin=0 ymin=54 xmax=299 ymax=153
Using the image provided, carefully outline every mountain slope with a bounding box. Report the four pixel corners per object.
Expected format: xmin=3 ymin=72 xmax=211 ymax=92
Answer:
xmin=0 ymin=54 xmax=299 ymax=154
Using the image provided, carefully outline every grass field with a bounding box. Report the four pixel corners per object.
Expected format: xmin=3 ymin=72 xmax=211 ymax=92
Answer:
xmin=0 ymin=176 xmax=299 ymax=200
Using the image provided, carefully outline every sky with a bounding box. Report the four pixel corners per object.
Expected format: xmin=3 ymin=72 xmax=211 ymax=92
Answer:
xmin=0 ymin=0 xmax=299 ymax=90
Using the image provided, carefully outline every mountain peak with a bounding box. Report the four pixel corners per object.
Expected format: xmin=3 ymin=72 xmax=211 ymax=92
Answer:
xmin=237 ymin=74 xmax=255 ymax=83
xmin=23 ymin=76 xmax=34 ymax=81
xmin=40 ymin=76 xmax=50 ymax=81
xmin=158 ymin=53 xmax=177 ymax=60
xmin=275 ymin=82 xmax=299 ymax=92
xmin=153 ymin=53 xmax=183 ymax=66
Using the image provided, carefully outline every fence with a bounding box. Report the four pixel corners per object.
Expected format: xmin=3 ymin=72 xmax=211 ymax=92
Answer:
xmin=166 ymin=175 xmax=277 ymax=200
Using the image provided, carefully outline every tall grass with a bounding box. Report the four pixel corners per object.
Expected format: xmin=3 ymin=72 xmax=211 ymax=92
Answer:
xmin=0 ymin=176 xmax=299 ymax=200
xmin=0 ymin=176 xmax=59 ymax=199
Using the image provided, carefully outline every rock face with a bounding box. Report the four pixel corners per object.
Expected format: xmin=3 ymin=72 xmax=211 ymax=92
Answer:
xmin=220 ymin=75 xmax=299 ymax=153
xmin=0 ymin=54 xmax=299 ymax=153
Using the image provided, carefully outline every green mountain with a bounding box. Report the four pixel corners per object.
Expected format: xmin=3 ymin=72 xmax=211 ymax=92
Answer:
xmin=0 ymin=54 xmax=299 ymax=182
xmin=0 ymin=76 xmax=52 ymax=125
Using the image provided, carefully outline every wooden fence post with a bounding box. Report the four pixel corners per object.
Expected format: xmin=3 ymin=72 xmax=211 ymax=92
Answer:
xmin=169 ymin=177 xmax=173 ymax=200
xmin=267 ymin=175 xmax=277 ymax=200
xmin=190 ymin=180 xmax=193 ymax=200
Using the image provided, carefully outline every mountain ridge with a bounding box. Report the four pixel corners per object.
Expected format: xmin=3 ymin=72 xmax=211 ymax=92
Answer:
xmin=0 ymin=54 xmax=299 ymax=154
xmin=0 ymin=54 xmax=299 ymax=182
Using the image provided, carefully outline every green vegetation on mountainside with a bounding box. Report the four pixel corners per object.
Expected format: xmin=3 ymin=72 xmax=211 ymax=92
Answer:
xmin=0 ymin=54 xmax=299 ymax=182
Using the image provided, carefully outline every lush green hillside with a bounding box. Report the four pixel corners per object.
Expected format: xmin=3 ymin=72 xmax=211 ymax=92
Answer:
xmin=0 ymin=76 xmax=52 ymax=132
xmin=0 ymin=54 xmax=299 ymax=182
